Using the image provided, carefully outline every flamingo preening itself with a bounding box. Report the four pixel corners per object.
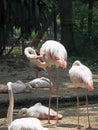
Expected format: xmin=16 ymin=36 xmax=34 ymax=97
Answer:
xmin=24 ymin=40 xmax=67 ymax=123
xmin=30 ymin=61 xmax=47 ymax=78
xmin=69 ymin=60 xmax=94 ymax=130
xmin=7 ymin=82 xmax=49 ymax=130
xmin=18 ymin=102 xmax=62 ymax=120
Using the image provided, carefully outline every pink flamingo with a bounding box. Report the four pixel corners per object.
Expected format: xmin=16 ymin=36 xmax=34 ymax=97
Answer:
xmin=69 ymin=60 xmax=94 ymax=130
xmin=24 ymin=40 xmax=67 ymax=123
xmin=18 ymin=102 xmax=62 ymax=120
xmin=7 ymin=82 xmax=49 ymax=130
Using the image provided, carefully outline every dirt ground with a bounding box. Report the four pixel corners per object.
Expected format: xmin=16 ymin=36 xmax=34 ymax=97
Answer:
xmin=0 ymin=55 xmax=98 ymax=130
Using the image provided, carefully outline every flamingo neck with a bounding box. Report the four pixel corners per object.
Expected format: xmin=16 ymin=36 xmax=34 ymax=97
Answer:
xmin=7 ymin=87 xmax=14 ymax=127
xmin=35 ymin=60 xmax=48 ymax=68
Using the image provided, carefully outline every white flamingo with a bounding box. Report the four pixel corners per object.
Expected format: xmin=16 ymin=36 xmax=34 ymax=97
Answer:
xmin=7 ymin=82 xmax=49 ymax=130
xmin=0 ymin=80 xmax=32 ymax=93
xmin=0 ymin=78 xmax=52 ymax=93
xmin=69 ymin=60 xmax=94 ymax=130
xmin=24 ymin=40 xmax=67 ymax=123
xmin=28 ymin=77 xmax=53 ymax=88
xmin=18 ymin=102 xmax=62 ymax=120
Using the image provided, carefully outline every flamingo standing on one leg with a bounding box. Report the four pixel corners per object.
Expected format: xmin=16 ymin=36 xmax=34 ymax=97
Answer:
xmin=7 ymin=82 xmax=49 ymax=130
xmin=69 ymin=60 xmax=94 ymax=130
xmin=24 ymin=40 xmax=67 ymax=123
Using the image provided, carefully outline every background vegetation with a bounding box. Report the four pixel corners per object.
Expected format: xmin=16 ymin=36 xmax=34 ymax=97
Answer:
xmin=0 ymin=0 xmax=98 ymax=63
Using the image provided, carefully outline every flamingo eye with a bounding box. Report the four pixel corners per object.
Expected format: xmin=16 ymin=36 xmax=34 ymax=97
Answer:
xmin=22 ymin=111 xmax=26 ymax=116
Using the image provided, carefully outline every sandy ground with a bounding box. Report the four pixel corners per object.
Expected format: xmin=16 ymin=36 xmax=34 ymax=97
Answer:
xmin=0 ymin=104 xmax=98 ymax=130
xmin=0 ymin=56 xmax=98 ymax=130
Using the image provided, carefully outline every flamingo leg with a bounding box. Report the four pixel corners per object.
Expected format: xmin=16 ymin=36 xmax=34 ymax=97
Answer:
xmin=85 ymin=90 xmax=92 ymax=129
xmin=47 ymin=67 xmax=52 ymax=124
xmin=56 ymin=67 xmax=59 ymax=123
xmin=76 ymin=88 xmax=81 ymax=130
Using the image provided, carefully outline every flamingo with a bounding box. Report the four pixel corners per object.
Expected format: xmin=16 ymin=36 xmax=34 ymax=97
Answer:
xmin=7 ymin=82 xmax=49 ymax=130
xmin=69 ymin=60 xmax=94 ymax=130
xmin=0 ymin=84 xmax=8 ymax=93
xmin=18 ymin=102 xmax=62 ymax=120
xmin=0 ymin=78 xmax=52 ymax=93
xmin=0 ymin=80 xmax=32 ymax=93
xmin=28 ymin=77 xmax=53 ymax=88
xmin=30 ymin=61 xmax=47 ymax=78
xmin=24 ymin=40 xmax=67 ymax=123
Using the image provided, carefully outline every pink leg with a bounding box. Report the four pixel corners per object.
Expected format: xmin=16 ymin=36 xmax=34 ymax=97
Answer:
xmin=47 ymin=67 xmax=52 ymax=124
xmin=85 ymin=90 xmax=92 ymax=129
xmin=75 ymin=88 xmax=81 ymax=130
xmin=56 ymin=68 xmax=59 ymax=123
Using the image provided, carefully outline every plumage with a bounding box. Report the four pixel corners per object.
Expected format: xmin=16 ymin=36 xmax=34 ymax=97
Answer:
xmin=0 ymin=80 xmax=32 ymax=93
xmin=28 ymin=77 xmax=53 ymax=88
xmin=69 ymin=60 xmax=93 ymax=90
xmin=69 ymin=60 xmax=94 ymax=129
xmin=39 ymin=40 xmax=67 ymax=68
xmin=24 ymin=40 xmax=67 ymax=68
xmin=9 ymin=118 xmax=49 ymax=130
xmin=7 ymin=82 xmax=49 ymax=130
xmin=0 ymin=77 xmax=52 ymax=94
xmin=24 ymin=40 xmax=67 ymax=123
xmin=18 ymin=102 xmax=63 ymax=120
xmin=11 ymin=80 xmax=29 ymax=93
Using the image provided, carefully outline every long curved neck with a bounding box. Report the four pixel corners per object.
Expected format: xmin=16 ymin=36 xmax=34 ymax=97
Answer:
xmin=24 ymin=47 xmax=48 ymax=68
xmin=7 ymin=86 xmax=14 ymax=127
xmin=35 ymin=59 xmax=48 ymax=68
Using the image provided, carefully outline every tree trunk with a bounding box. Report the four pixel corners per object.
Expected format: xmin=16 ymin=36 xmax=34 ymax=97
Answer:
xmin=53 ymin=4 xmax=58 ymax=41
xmin=30 ymin=9 xmax=58 ymax=47
xmin=88 ymin=0 xmax=94 ymax=36
xmin=6 ymin=34 xmax=23 ymax=55
xmin=58 ymin=0 xmax=75 ymax=54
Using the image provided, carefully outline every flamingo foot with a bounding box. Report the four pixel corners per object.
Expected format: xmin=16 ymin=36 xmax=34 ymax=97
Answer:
xmin=45 ymin=121 xmax=56 ymax=126
xmin=86 ymin=126 xmax=92 ymax=130
xmin=43 ymin=121 xmax=56 ymax=128
xmin=47 ymin=121 xmax=51 ymax=124
xmin=53 ymin=116 xmax=60 ymax=124
xmin=55 ymin=120 xmax=59 ymax=124
xmin=47 ymin=119 xmax=55 ymax=125
xmin=74 ymin=125 xmax=81 ymax=130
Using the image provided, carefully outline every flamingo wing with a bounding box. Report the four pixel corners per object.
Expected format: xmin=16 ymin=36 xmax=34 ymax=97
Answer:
xmin=69 ymin=64 xmax=93 ymax=90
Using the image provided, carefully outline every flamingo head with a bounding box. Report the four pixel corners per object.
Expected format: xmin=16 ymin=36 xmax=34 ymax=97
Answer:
xmin=18 ymin=108 xmax=28 ymax=118
xmin=73 ymin=60 xmax=81 ymax=66
xmin=7 ymin=82 xmax=13 ymax=90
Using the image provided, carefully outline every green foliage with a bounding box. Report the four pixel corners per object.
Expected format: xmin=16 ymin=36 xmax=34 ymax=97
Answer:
xmin=73 ymin=0 xmax=98 ymax=61
xmin=0 ymin=0 xmax=98 ymax=64
xmin=0 ymin=0 xmax=55 ymax=54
